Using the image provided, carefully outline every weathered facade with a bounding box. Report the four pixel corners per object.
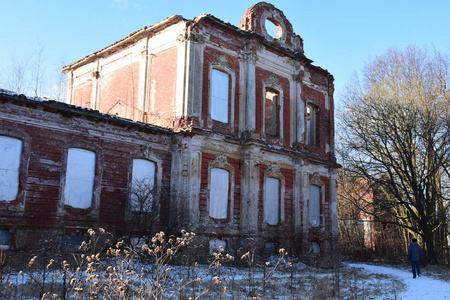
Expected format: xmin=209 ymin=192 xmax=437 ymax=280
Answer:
xmin=0 ymin=90 xmax=173 ymax=250
xmin=1 ymin=2 xmax=338 ymax=257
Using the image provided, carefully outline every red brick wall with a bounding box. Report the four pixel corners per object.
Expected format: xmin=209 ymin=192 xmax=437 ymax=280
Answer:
xmin=73 ymin=81 xmax=93 ymax=108
xmin=147 ymin=47 xmax=178 ymax=127
xmin=0 ymin=98 xmax=172 ymax=250
xmin=100 ymin=61 xmax=140 ymax=120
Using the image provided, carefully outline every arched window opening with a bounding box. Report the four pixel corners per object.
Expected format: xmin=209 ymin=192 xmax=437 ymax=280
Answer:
xmin=130 ymin=159 xmax=157 ymax=212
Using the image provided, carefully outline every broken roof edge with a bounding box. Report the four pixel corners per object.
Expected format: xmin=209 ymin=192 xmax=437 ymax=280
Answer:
xmin=62 ymin=9 xmax=333 ymax=80
xmin=195 ymin=13 xmax=334 ymax=78
xmin=0 ymin=89 xmax=174 ymax=135
xmin=62 ymin=14 xmax=187 ymax=73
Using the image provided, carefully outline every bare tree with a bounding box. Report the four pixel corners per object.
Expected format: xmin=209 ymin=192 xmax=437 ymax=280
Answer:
xmin=338 ymin=45 xmax=450 ymax=263
xmin=0 ymin=44 xmax=67 ymax=101
xmin=127 ymin=177 xmax=160 ymax=247
xmin=4 ymin=51 xmax=32 ymax=94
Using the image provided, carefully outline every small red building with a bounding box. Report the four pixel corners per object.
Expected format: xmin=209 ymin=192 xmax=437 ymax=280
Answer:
xmin=0 ymin=2 xmax=338 ymax=257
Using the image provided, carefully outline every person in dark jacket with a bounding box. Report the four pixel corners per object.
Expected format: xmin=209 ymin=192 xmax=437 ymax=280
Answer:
xmin=407 ymin=238 xmax=422 ymax=278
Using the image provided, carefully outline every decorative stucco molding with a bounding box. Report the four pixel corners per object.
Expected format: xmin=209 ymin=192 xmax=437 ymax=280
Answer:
xmin=176 ymin=33 xmax=206 ymax=44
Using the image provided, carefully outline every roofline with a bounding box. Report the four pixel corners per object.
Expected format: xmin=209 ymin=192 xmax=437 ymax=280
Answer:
xmin=62 ymin=15 xmax=187 ymax=73
xmin=0 ymin=89 xmax=173 ymax=135
xmin=63 ymin=11 xmax=333 ymax=79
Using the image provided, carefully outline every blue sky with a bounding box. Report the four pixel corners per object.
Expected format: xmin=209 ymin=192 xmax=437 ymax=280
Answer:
xmin=1 ymin=0 xmax=449 ymax=102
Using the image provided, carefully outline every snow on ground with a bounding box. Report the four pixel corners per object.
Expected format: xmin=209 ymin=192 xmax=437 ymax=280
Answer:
xmin=348 ymin=263 xmax=450 ymax=299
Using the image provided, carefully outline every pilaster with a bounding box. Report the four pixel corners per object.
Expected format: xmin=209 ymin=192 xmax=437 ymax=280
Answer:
xmin=175 ymin=32 xmax=205 ymax=119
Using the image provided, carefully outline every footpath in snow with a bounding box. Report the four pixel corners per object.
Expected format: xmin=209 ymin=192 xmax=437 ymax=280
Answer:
xmin=348 ymin=263 xmax=450 ymax=299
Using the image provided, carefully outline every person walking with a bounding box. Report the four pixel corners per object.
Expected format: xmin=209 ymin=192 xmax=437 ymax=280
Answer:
xmin=407 ymin=238 xmax=422 ymax=278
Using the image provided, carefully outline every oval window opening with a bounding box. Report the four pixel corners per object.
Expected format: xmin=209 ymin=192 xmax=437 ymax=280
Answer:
xmin=265 ymin=19 xmax=279 ymax=39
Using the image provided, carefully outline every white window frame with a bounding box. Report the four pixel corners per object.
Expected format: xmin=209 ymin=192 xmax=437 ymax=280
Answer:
xmin=63 ymin=148 xmax=96 ymax=209
xmin=0 ymin=136 xmax=22 ymax=201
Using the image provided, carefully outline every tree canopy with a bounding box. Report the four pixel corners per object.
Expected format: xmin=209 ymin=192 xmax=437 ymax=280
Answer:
xmin=338 ymin=45 xmax=450 ymax=263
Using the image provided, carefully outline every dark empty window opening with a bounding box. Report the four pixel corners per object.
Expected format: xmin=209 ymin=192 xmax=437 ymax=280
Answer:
xmin=306 ymin=104 xmax=318 ymax=146
xmin=265 ymin=88 xmax=279 ymax=137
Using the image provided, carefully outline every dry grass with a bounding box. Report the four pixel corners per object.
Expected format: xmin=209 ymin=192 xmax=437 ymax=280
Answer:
xmin=1 ymin=229 xmax=439 ymax=299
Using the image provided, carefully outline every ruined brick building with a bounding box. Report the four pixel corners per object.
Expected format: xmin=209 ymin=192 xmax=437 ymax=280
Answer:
xmin=0 ymin=2 xmax=338 ymax=257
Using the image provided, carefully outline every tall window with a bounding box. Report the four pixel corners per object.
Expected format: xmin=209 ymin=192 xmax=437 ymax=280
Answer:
xmin=264 ymin=177 xmax=280 ymax=225
xmin=209 ymin=168 xmax=229 ymax=219
xmin=211 ymin=69 xmax=229 ymax=123
xmin=130 ymin=159 xmax=156 ymax=212
xmin=265 ymin=88 xmax=279 ymax=136
xmin=0 ymin=136 xmax=22 ymax=201
xmin=63 ymin=148 xmax=96 ymax=209
xmin=306 ymin=104 xmax=318 ymax=146
xmin=309 ymin=184 xmax=321 ymax=227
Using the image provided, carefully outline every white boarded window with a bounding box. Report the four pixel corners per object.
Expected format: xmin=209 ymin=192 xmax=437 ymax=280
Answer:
xmin=0 ymin=136 xmax=22 ymax=201
xmin=309 ymin=184 xmax=321 ymax=227
xmin=264 ymin=177 xmax=280 ymax=225
xmin=130 ymin=159 xmax=156 ymax=211
xmin=209 ymin=168 xmax=229 ymax=219
xmin=211 ymin=69 xmax=229 ymax=123
xmin=63 ymin=148 xmax=96 ymax=209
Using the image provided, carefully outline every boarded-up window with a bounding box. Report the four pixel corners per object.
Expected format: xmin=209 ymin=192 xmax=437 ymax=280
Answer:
xmin=209 ymin=168 xmax=229 ymax=219
xmin=264 ymin=177 xmax=280 ymax=225
xmin=265 ymin=89 xmax=279 ymax=136
xmin=63 ymin=148 xmax=96 ymax=209
xmin=0 ymin=229 xmax=11 ymax=250
xmin=130 ymin=159 xmax=156 ymax=211
xmin=211 ymin=69 xmax=229 ymax=123
xmin=0 ymin=136 xmax=22 ymax=201
xmin=306 ymin=104 xmax=318 ymax=146
xmin=309 ymin=184 xmax=321 ymax=227
xmin=209 ymin=238 xmax=227 ymax=254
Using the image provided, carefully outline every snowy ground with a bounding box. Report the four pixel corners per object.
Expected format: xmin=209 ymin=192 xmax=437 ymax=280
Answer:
xmin=4 ymin=257 xmax=450 ymax=299
xmin=348 ymin=263 xmax=450 ymax=299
